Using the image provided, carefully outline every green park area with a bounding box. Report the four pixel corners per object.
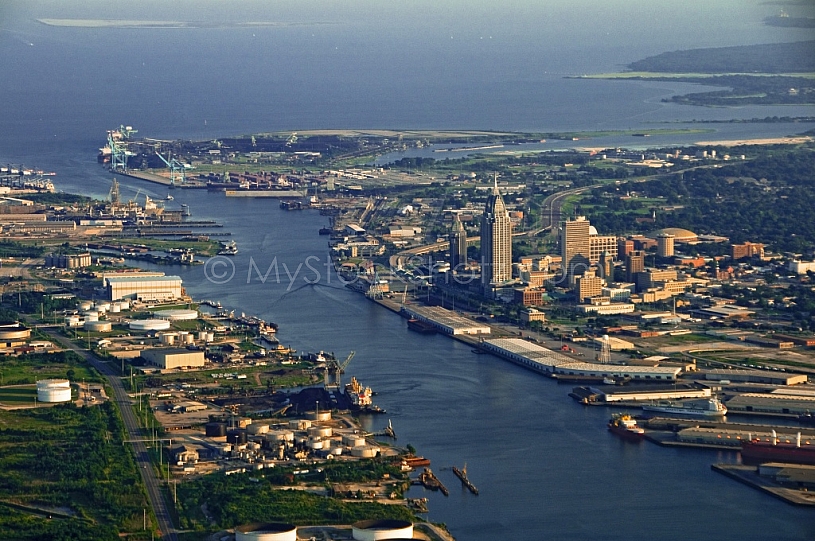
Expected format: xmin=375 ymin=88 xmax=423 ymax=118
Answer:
xmin=0 ymin=352 xmax=152 ymax=540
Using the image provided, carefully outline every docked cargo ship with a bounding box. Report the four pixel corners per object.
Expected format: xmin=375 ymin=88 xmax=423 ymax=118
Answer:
xmin=607 ymin=413 xmax=645 ymax=441
xmin=642 ymin=397 xmax=726 ymax=418
xmin=345 ymin=376 xmax=386 ymax=414
xmin=741 ymin=432 xmax=815 ymax=465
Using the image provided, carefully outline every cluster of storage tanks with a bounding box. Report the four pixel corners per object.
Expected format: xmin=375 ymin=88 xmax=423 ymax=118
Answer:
xmin=65 ymin=301 xmax=131 ymax=331
xmin=158 ymin=331 xmax=196 ymax=346
xmin=204 ymin=413 xmax=380 ymax=463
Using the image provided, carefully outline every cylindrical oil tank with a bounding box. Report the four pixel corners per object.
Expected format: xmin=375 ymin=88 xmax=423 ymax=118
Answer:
xmin=330 ymin=447 xmax=343 ymax=456
xmin=351 ymin=520 xmax=413 ymax=541
xmin=79 ymin=301 xmax=92 ymax=311
xmin=159 ymin=333 xmax=176 ymax=345
xmin=288 ymin=419 xmax=311 ymax=430
xmin=84 ymin=320 xmax=112 ymax=332
xmin=266 ymin=431 xmax=294 ymax=443
xmin=235 ymin=523 xmax=297 ymax=541
xmin=83 ymin=311 xmax=99 ymax=322
xmin=344 ymin=435 xmax=367 ymax=448
xmin=205 ymin=422 xmax=227 ymax=437
xmin=37 ymin=379 xmax=72 ymax=403
xmin=95 ymin=302 xmax=111 ymax=313
xmin=351 ymin=446 xmax=379 ymax=458
xmin=110 ymin=303 xmax=121 ymax=313
xmin=308 ymin=426 xmax=333 ymax=438
xmin=197 ymin=331 xmax=208 ymax=341
xmin=308 ymin=439 xmax=324 ymax=450
xmin=247 ymin=423 xmax=269 ymax=435
xmin=118 ymin=300 xmax=130 ymax=310
xmin=294 ymin=435 xmax=308 ymax=446
xmin=65 ymin=315 xmax=81 ymax=327
xmin=206 ymin=332 xmax=215 ymax=342
xmin=227 ymin=430 xmax=247 ymax=444
xmin=309 ymin=411 xmax=331 ymax=422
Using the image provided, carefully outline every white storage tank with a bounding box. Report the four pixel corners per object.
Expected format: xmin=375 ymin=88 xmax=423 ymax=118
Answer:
xmin=309 ymin=411 xmax=331 ymax=422
xmin=266 ymin=431 xmax=294 ymax=443
xmin=110 ymin=303 xmax=121 ymax=314
xmin=118 ymin=300 xmax=130 ymax=311
xmin=79 ymin=301 xmax=92 ymax=311
xmin=129 ymin=319 xmax=171 ymax=332
xmin=247 ymin=423 xmax=270 ymax=435
xmin=159 ymin=333 xmax=176 ymax=345
xmin=288 ymin=419 xmax=311 ymax=430
xmin=351 ymin=520 xmax=413 ymax=541
xmin=343 ymin=435 xmax=367 ymax=448
xmin=37 ymin=379 xmax=72 ymax=403
xmin=83 ymin=311 xmax=99 ymax=322
xmin=84 ymin=320 xmax=112 ymax=332
xmin=307 ymin=439 xmax=324 ymax=450
xmin=235 ymin=523 xmax=297 ymax=541
xmin=330 ymin=446 xmax=344 ymax=456
xmin=65 ymin=315 xmax=81 ymax=328
xmin=95 ymin=302 xmax=111 ymax=313
xmin=351 ymin=446 xmax=380 ymax=458
xmin=206 ymin=332 xmax=215 ymax=342
xmin=308 ymin=426 xmax=333 ymax=438
xmin=197 ymin=331 xmax=208 ymax=342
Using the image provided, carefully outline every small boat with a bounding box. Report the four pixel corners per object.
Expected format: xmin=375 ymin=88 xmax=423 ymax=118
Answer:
xmin=608 ymin=413 xmax=645 ymax=441
xmin=165 ymin=194 xmax=174 ymax=201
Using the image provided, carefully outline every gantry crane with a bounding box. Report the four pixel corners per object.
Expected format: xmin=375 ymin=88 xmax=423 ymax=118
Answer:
xmin=155 ymin=151 xmax=186 ymax=187
xmin=107 ymin=125 xmax=137 ymax=172
xmin=323 ymin=351 xmax=355 ymax=389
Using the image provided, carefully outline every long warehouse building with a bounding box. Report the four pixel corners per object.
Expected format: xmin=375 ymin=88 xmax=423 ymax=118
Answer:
xmin=482 ymin=338 xmax=682 ymax=381
xmin=105 ymin=275 xmax=183 ymax=301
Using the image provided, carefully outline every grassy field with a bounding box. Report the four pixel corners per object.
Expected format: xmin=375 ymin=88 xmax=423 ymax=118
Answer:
xmin=0 ymin=352 xmax=103 ymax=386
xmin=0 ymin=386 xmax=37 ymax=406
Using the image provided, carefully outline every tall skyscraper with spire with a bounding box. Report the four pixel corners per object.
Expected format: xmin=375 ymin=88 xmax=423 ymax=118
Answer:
xmin=481 ymin=175 xmax=512 ymax=292
xmin=450 ymin=213 xmax=468 ymax=270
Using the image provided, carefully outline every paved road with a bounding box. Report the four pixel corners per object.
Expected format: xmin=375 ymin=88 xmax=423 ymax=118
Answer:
xmin=44 ymin=329 xmax=178 ymax=540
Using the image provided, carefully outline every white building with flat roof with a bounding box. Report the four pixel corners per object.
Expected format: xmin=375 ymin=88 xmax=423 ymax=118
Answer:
xmin=141 ymin=348 xmax=205 ymax=370
xmin=106 ymin=275 xmax=182 ymax=301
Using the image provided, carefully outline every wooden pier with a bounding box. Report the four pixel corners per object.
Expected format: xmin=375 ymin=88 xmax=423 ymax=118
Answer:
xmin=452 ymin=465 xmax=479 ymax=495
xmin=416 ymin=468 xmax=449 ymax=496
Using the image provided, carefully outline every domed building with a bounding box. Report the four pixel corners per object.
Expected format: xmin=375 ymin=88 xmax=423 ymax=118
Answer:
xmin=647 ymin=227 xmax=698 ymax=244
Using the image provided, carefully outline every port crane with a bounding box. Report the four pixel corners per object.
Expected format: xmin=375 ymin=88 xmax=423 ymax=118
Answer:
xmin=155 ymin=151 xmax=186 ymax=187
xmin=107 ymin=125 xmax=137 ymax=172
xmin=323 ymin=351 xmax=355 ymax=389
xmin=108 ymin=178 xmax=120 ymax=204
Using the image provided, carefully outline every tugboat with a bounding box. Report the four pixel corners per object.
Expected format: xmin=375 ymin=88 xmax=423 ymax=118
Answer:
xmin=607 ymin=413 xmax=645 ymax=441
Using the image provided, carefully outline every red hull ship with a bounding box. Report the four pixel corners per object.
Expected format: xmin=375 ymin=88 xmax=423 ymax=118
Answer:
xmin=741 ymin=432 xmax=815 ymax=465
